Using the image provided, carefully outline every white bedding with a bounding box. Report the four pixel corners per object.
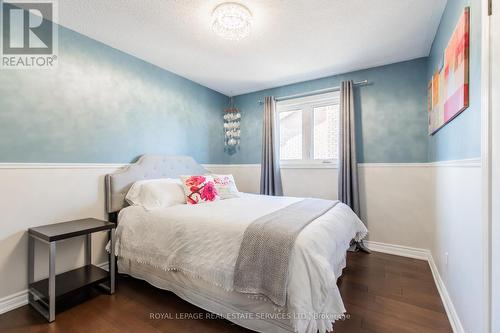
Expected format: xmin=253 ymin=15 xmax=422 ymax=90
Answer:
xmin=114 ymin=193 xmax=367 ymax=333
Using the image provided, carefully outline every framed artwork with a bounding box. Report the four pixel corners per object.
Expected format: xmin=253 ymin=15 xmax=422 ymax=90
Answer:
xmin=428 ymin=7 xmax=470 ymax=135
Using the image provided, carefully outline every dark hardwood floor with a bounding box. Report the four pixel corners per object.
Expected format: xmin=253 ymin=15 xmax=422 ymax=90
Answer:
xmin=0 ymin=252 xmax=452 ymax=333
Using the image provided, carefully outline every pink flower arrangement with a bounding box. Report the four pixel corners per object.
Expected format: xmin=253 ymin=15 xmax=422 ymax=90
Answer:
xmin=183 ymin=175 xmax=219 ymax=204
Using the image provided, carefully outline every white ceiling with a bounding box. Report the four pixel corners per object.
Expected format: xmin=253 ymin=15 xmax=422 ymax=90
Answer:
xmin=55 ymin=0 xmax=447 ymax=96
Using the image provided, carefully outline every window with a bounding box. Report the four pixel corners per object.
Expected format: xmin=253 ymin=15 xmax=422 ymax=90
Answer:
xmin=276 ymin=92 xmax=339 ymax=167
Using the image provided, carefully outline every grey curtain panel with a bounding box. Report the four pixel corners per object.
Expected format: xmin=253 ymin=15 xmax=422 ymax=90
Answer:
xmin=338 ymin=80 xmax=360 ymax=216
xmin=260 ymin=96 xmax=283 ymax=196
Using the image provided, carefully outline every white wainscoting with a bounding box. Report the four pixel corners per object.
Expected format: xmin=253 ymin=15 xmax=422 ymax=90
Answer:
xmin=206 ymin=164 xmax=339 ymax=199
xmin=206 ymin=164 xmax=261 ymax=194
xmin=0 ymin=160 xmax=482 ymax=333
xmin=430 ymin=162 xmax=482 ymax=333
xmin=358 ymin=163 xmax=435 ymax=250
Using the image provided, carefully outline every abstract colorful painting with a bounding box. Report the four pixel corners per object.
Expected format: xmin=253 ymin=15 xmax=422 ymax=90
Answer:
xmin=428 ymin=7 xmax=470 ymax=135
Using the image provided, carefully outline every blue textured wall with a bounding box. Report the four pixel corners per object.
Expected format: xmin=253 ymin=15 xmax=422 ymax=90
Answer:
xmin=0 ymin=24 xmax=227 ymax=163
xmin=223 ymin=58 xmax=429 ymax=164
xmin=427 ymin=0 xmax=482 ymax=161
xmin=1 ymin=6 xmax=478 ymax=165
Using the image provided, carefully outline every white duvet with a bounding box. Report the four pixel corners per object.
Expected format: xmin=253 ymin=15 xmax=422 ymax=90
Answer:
xmin=114 ymin=193 xmax=367 ymax=333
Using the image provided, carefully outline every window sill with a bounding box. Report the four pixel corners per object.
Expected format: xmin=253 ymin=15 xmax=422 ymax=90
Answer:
xmin=279 ymin=161 xmax=338 ymax=169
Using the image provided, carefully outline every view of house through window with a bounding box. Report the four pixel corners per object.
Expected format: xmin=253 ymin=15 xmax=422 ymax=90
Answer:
xmin=279 ymin=110 xmax=303 ymax=160
xmin=313 ymin=104 xmax=339 ymax=160
xmin=276 ymin=92 xmax=339 ymax=164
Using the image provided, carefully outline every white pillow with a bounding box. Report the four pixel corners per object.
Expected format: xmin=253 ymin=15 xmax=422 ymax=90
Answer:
xmin=126 ymin=178 xmax=186 ymax=210
xmin=211 ymin=174 xmax=240 ymax=199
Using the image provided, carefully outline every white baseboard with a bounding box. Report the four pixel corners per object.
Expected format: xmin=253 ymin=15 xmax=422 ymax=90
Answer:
xmin=427 ymin=255 xmax=465 ymax=333
xmin=365 ymin=240 xmax=464 ymax=333
xmin=0 ymin=290 xmax=28 ymax=315
xmin=364 ymin=240 xmax=430 ymax=260
xmin=0 ymin=261 xmax=110 ymax=315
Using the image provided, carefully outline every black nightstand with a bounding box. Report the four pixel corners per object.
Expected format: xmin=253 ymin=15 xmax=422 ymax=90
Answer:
xmin=28 ymin=218 xmax=116 ymax=322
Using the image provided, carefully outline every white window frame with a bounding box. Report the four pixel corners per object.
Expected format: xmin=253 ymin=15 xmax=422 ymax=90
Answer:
xmin=276 ymin=91 xmax=340 ymax=169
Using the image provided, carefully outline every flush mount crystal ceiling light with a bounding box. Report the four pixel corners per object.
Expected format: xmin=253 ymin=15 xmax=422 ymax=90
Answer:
xmin=212 ymin=2 xmax=252 ymax=41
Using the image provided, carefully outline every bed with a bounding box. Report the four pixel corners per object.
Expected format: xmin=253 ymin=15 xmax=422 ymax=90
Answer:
xmin=105 ymin=155 xmax=367 ymax=333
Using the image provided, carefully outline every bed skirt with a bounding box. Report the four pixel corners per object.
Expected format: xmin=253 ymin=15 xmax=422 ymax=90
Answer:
xmin=117 ymin=255 xmax=347 ymax=333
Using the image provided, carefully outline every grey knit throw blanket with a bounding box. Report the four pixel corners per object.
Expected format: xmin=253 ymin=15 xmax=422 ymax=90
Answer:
xmin=233 ymin=198 xmax=338 ymax=306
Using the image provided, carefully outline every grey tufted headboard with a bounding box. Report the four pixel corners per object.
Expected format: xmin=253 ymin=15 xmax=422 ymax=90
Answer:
xmin=105 ymin=155 xmax=208 ymax=216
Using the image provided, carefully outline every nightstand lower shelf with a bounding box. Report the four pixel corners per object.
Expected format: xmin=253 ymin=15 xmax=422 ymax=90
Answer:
xmin=29 ymin=264 xmax=109 ymax=302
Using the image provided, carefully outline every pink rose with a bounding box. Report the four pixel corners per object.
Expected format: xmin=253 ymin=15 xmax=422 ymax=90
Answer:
xmin=200 ymin=181 xmax=218 ymax=201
